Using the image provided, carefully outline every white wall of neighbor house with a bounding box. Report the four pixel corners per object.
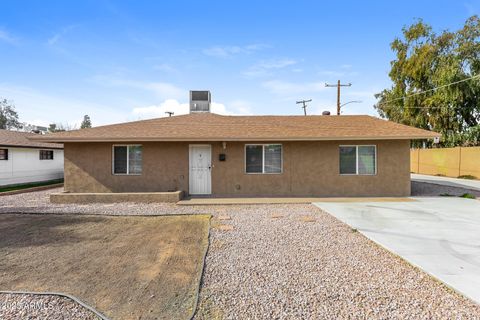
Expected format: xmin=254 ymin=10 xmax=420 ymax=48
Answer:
xmin=0 ymin=148 xmax=64 ymax=186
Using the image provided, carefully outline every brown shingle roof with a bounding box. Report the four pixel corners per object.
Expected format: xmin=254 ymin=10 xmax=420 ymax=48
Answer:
xmin=29 ymin=113 xmax=439 ymax=142
xmin=0 ymin=129 xmax=63 ymax=149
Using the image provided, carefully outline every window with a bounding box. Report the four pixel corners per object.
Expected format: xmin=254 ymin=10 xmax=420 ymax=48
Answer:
xmin=245 ymin=144 xmax=282 ymax=174
xmin=339 ymin=145 xmax=376 ymax=175
xmin=39 ymin=150 xmax=54 ymax=160
xmin=0 ymin=149 xmax=8 ymax=160
xmin=113 ymin=145 xmax=142 ymax=175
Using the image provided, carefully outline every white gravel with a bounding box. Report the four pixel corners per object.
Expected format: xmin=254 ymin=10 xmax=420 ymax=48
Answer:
xmin=0 ymin=293 xmax=99 ymax=320
xmin=1 ymin=187 xmax=480 ymax=319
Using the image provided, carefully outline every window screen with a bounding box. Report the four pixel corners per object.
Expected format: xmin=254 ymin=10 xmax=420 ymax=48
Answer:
xmin=128 ymin=145 xmax=143 ymax=174
xmin=339 ymin=146 xmax=357 ymax=174
xmin=358 ymin=146 xmax=376 ymax=175
xmin=39 ymin=150 xmax=54 ymax=160
xmin=113 ymin=146 xmax=128 ymax=174
xmin=339 ymin=146 xmax=376 ymax=175
xmin=245 ymin=145 xmax=263 ymax=173
xmin=264 ymin=144 xmax=282 ymax=173
xmin=245 ymin=144 xmax=282 ymax=174
xmin=0 ymin=149 xmax=8 ymax=160
xmin=113 ymin=145 xmax=142 ymax=175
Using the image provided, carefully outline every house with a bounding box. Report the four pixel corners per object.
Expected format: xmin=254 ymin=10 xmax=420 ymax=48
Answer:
xmin=0 ymin=129 xmax=64 ymax=186
xmin=30 ymin=91 xmax=439 ymax=202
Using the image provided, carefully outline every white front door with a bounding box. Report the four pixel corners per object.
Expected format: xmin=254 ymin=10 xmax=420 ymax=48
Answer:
xmin=189 ymin=145 xmax=212 ymax=195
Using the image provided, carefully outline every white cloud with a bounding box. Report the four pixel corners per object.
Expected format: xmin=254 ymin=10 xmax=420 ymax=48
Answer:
xmin=318 ymin=64 xmax=358 ymax=78
xmin=202 ymin=43 xmax=268 ymax=58
xmin=131 ymin=98 xmax=254 ymax=120
xmin=0 ymin=28 xmax=17 ymax=44
xmin=47 ymin=25 xmax=76 ymax=46
xmin=132 ymin=100 xmax=188 ymax=118
xmin=318 ymin=70 xmax=347 ymax=77
xmin=262 ymin=80 xmax=327 ymax=95
xmin=90 ymin=74 xmax=185 ymax=100
xmin=153 ymin=63 xmax=177 ymax=73
xmin=243 ymin=58 xmax=297 ymax=77
xmin=144 ymin=82 xmax=184 ymax=99
xmin=0 ymin=84 xmax=128 ymax=127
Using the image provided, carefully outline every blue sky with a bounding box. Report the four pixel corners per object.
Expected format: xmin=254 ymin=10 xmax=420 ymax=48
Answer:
xmin=0 ymin=1 xmax=478 ymax=127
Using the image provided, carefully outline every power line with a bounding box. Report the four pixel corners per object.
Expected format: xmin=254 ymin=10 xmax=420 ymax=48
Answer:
xmin=377 ymin=74 xmax=480 ymax=108
xmin=296 ymin=99 xmax=312 ymax=116
xmin=325 ymin=80 xmax=352 ymax=115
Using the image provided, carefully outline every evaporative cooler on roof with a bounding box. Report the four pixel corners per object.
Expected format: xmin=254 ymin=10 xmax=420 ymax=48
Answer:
xmin=190 ymin=90 xmax=211 ymax=113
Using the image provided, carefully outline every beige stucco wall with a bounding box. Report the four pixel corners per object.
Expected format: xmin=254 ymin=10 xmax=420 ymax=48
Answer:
xmin=64 ymin=139 xmax=411 ymax=197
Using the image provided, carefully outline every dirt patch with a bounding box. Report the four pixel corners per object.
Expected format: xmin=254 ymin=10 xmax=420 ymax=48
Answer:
xmin=0 ymin=214 xmax=210 ymax=320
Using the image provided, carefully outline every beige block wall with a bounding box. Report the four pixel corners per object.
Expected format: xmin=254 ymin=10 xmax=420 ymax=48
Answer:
xmin=64 ymin=139 xmax=411 ymax=197
xmin=410 ymin=147 xmax=480 ymax=178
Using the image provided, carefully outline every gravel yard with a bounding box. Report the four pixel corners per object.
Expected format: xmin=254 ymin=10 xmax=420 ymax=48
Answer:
xmin=1 ymin=187 xmax=480 ymax=319
xmin=0 ymin=293 xmax=98 ymax=320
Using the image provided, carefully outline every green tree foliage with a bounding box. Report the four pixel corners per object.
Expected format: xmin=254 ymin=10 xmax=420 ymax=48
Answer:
xmin=0 ymin=98 xmax=21 ymax=130
xmin=80 ymin=115 xmax=92 ymax=129
xmin=48 ymin=123 xmax=58 ymax=132
xmin=375 ymin=16 xmax=480 ymax=147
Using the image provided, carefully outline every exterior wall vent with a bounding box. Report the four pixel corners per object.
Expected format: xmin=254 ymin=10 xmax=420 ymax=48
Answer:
xmin=190 ymin=90 xmax=211 ymax=113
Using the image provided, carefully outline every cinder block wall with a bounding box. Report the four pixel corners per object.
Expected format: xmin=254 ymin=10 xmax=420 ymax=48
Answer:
xmin=410 ymin=147 xmax=480 ymax=178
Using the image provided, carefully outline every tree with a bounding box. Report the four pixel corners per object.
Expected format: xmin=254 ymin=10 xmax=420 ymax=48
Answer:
xmin=48 ymin=123 xmax=60 ymax=132
xmin=375 ymin=16 xmax=480 ymax=147
xmin=80 ymin=115 xmax=92 ymax=129
xmin=0 ymin=98 xmax=21 ymax=130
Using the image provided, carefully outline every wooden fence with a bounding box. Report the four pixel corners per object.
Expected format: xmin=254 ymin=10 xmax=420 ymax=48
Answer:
xmin=410 ymin=146 xmax=480 ymax=178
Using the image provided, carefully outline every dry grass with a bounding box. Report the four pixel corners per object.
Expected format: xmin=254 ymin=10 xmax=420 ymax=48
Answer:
xmin=0 ymin=214 xmax=210 ymax=320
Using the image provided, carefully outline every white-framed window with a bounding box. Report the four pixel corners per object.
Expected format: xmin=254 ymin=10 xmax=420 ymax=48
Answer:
xmin=39 ymin=150 xmax=54 ymax=160
xmin=339 ymin=145 xmax=376 ymax=175
xmin=245 ymin=144 xmax=282 ymax=174
xmin=0 ymin=148 xmax=8 ymax=160
xmin=112 ymin=145 xmax=142 ymax=175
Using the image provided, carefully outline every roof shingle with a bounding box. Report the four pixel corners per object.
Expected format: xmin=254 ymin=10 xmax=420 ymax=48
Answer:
xmin=0 ymin=129 xmax=63 ymax=149
xmin=29 ymin=113 xmax=439 ymax=142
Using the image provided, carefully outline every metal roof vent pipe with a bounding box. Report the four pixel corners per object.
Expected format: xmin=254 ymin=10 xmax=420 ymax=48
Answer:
xmin=322 ymin=111 xmax=331 ymax=115
xmin=190 ymin=90 xmax=211 ymax=113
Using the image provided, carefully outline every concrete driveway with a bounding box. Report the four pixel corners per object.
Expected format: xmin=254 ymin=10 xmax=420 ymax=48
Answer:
xmin=314 ymin=197 xmax=480 ymax=304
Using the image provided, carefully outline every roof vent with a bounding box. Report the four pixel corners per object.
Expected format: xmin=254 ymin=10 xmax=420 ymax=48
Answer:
xmin=190 ymin=90 xmax=211 ymax=113
xmin=322 ymin=111 xmax=331 ymax=115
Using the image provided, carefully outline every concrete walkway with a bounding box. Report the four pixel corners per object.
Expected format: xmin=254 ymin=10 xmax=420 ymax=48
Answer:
xmin=412 ymin=174 xmax=480 ymax=191
xmin=314 ymin=197 xmax=480 ymax=304
xmin=177 ymin=197 xmax=413 ymax=205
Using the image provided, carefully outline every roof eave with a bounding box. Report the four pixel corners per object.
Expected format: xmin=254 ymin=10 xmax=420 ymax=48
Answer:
xmin=28 ymin=135 xmax=440 ymax=143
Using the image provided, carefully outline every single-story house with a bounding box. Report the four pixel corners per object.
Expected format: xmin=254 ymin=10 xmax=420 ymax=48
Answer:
xmin=0 ymin=129 xmax=64 ymax=186
xmin=30 ymin=91 xmax=439 ymax=201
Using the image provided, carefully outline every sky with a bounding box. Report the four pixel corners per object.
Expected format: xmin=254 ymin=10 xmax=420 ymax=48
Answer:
xmin=0 ymin=0 xmax=479 ymax=128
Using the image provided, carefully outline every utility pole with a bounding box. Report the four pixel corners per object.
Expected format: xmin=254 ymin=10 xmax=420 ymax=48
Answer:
xmin=165 ymin=111 xmax=174 ymax=117
xmin=296 ymin=99 xmax=312 ymax=116
xmin=325 ymin=80 xmax=351 ymax=115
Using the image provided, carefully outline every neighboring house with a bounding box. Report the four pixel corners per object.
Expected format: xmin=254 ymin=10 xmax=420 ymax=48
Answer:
xmin=31 ymin=91 xmax=438 ymax=198
xmin=0 ymin=129 xmax=64 ymax=186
